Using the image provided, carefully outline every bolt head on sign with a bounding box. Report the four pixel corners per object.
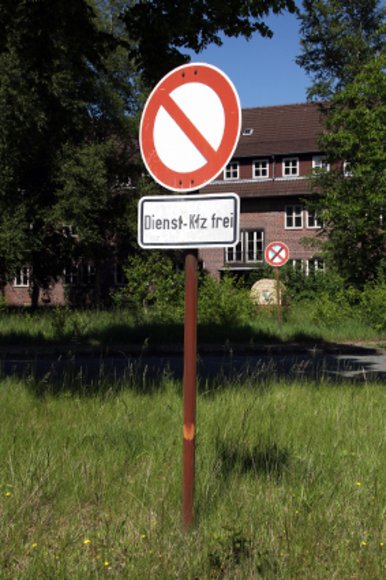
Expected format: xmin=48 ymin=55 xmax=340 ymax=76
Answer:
xmin=140 ymin=63 xmax=241 ymax=192
xmin=265 ymin=241 xmax=290 ymax=267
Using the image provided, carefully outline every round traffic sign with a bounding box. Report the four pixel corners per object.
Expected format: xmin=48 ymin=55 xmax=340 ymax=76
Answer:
xmin=140 ymin=63 xmax=241 ymax=192
xmin=265 ymin=241 xmax=290 ymax=267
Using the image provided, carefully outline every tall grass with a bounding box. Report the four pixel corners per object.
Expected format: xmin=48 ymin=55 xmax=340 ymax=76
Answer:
xmin=0 ymin=375 xmax=384 ymax=578
xmin=0 ymin=304 xmax=384 ymax=348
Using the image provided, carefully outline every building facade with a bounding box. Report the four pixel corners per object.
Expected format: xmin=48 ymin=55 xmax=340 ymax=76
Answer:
xmin=199 ymin=102 xmax=327 ymax=278
xmin=4 ymin=102 xmax=329 ymax=306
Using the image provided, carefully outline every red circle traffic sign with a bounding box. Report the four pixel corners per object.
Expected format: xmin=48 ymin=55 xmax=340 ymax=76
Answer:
xmin=265 ymin=241 xmax=290 ymax=267
xmin=140 ymin=63 xmax=241 ymax=192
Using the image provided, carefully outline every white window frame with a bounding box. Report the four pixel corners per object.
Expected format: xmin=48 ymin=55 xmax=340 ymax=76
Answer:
xmin=62 ymin=224 xmax=77 ymax=238
xmin=343 ymin=161 xmax=353 ymax=177
xmin=245 ymin=230 xmax=264 ymax=263
xmin=225 ymin=230 xmax=264 ymax=264
xmin=305 ymin=258 xmax=325 ymax=275
xmin=283 ymin=157 xmax=299 ymax=177
xmin=306 ymin=210 xmax=322 ymax=229
xmin=285 ymin=205 xmax=303 ymax=229
xmin=312 ymin=155 xmax=330 ymax=172
xmin=253 ymin=159 xmax=269 ymax=179
xmin=63 ymin=265 xmax=78 ymax=286
xmin=14 ymin=266 xmax=30 ymax=287
xmin=225 ymin=236 xmax=244 ymax=263
xmin=78 ymin=262 xmax=96 ymax=286
xmin=224 ymin=161 xmax=239 ymax=180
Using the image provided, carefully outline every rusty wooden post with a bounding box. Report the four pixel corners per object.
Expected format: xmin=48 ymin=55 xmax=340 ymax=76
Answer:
xmin=182 ymin=249 xmax=198 ymax=532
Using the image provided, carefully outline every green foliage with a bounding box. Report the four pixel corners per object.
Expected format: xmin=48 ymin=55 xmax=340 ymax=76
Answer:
xmin=114 ymin=253 xmax=185 ymax=320
xmin=208 ymin=527 xmax=251 ymax=576
xmin=307 ymin=55 xmax=386 ymax=287
xmin=359 ymin=282 xmax=386 ymax=331
xmin=198 ymin=274 xmax=256 ymax=326
xmin=0 ymin=0 xmax=141 ymax=303
xmin=297 ymin=0 xmax=385 ymax=99
xmin=0 ymin=378 xmax=385 ymax=577
xmin=282 ymin=266 xmax=346 ymax=302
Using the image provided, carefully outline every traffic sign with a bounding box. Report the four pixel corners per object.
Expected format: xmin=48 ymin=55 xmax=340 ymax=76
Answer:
xmin=138 ymin=193 xmax=240 ymax=249
xmin=265 ymin=241 xmax=290 ymax=267
xmin=140 ymin=63 xmax=241 ymax=192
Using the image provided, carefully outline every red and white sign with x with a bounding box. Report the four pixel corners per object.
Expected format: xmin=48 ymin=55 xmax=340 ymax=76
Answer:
xmin=140 ymin=63 xmax=241 ymax=192
xmin=265 ymin=241 xmax=290 ymax=267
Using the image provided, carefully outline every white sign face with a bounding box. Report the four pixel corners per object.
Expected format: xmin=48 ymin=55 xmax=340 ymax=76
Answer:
xmin=140 ymin=63 xmax=241 ymax=192
xmin=138 ymin=193 xmax=240 ymax=249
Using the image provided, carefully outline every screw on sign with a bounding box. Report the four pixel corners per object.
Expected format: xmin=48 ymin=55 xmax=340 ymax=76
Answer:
xmin=139 ymin=63 xmax=241 ymax=192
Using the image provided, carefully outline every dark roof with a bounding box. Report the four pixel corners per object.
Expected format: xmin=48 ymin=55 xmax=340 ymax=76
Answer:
xmin=203 ymin=177 xmax=314 ymax=198
xmin=235 ymin=102 xmax=326 ymax=157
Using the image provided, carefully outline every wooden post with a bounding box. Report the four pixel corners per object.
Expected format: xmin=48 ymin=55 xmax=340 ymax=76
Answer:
xmin=276 ymin=267 xmax=282 ymax=326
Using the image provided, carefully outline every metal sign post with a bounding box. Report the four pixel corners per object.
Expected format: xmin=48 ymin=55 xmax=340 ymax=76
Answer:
xmin=182 ymin=249 xmax=198 ymax=531
xmin=138 ymin=62 xmax=241 ymax=533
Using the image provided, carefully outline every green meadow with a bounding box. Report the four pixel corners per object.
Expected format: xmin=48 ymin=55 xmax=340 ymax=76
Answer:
xmin=0 ymin=374 xmax=384 ymax=578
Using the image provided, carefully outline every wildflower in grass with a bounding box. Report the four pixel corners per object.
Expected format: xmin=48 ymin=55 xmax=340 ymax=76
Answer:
xmin=355 ymin=481 xmax=362 ymax=487
xmin=83 ymin=539 xmax=91 ymax=545
xmin=4 ymin=491 xmax=12 ymax=497
xmin=140 ymin=533 xmax=147 ymax=540
xmin=103 ymin=561 xmax=110 ymax=567
xmin=380 ymin=542 xmax=384 ymax=548
xmin=360 ymin=541 xmax=367 ymax=547
xmin=31 ymin=543 xmax=38 ymax=549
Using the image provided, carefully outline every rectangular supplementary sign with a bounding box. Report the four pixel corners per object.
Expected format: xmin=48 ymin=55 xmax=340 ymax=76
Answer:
xmin=138 ymin=193 xmax=240 ymax=249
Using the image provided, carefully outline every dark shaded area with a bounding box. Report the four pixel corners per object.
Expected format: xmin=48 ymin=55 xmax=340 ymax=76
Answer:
xmin=216 ymin=440 xmax=290 ymax=482
xmin=0 ymin=340 xmax=385 ymax=399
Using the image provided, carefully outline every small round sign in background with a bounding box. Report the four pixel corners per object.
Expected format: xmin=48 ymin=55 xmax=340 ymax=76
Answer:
xmin=140 ymin=63 xmax=241 ymax=192
xmin=265 ymin=241 xmax=290 ymax=267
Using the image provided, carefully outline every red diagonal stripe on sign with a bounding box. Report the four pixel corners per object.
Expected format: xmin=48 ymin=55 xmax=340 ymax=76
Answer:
xmin=270 ymin=246 xmax=285 ymax=262
xmin=161 ymin=94 xmax=218 ymax=163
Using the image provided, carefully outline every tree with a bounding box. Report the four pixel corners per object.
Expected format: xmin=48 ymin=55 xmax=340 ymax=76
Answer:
xmin=0 ymin=0 xmax=140 ymax=305
xmin=122 ymin=0 xmax=297 ymax=85
xmin=296 ymin=0 xmax=385 ymax=100
xmin=309 ymin=55 xmax=386 ymax=287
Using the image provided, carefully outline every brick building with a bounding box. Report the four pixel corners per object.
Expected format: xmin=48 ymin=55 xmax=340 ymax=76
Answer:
xmin=4 ymin=102 xmax=328 ymax=306
xmin=199 ymin=102 xmax=327 ymax=278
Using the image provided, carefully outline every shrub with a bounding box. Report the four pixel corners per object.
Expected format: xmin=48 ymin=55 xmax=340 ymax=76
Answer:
xmin=198 ymin=273 xmax=256 ymax=326
xmin=112 ymin=253 xmax=185 ymax=321
xmin=359 ymin=282 xmax=386 ymax=331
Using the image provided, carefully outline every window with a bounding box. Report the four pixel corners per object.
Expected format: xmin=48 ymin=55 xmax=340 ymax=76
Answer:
xmin=285 ymin=205 xmax=303 ymax=229
xmin=14 ymin=266 xmax=29 ymax=287
xmin=225 ymin=230 xmax=264 ymax=264
xmin=224 ymin=161 xmax=239 ymax=180
xmin=312 ymin=155 xmax=329 ymax=171
xmin=64 ymin=264 xmax=78 ymax=286
xmin=306 ymin=210 xmax=322 ymax=229
xmin=306 ymin=258 xmax=325 ymax=275
xmin=64 ymin=262 xmax=95 ymax=286
xmin=79 ymin=263 xmax=96 ymax=286
xmin=242 ymin=128 xmax=253 ymax=136
xmin=253 ymin=159 xmax=269 ymax=179
xmin=283 ymin=157 xmax=299 ymax=177
xmin=343 ymin=161 xmax=353 ymax=177
xmin=62 ymin=224 xmax=77 ymax=238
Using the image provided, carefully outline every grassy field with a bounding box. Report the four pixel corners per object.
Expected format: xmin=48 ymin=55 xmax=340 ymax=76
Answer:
xmin=0 ymin=373 xmax=384 ymax=578
xmin=0 ymin=305 xmax=384 ymax=348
